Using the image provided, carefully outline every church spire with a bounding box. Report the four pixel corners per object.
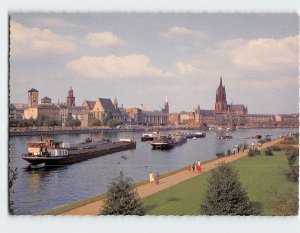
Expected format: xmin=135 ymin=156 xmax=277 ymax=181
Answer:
xmin=220 ymin=75 xmax=222 ymax=86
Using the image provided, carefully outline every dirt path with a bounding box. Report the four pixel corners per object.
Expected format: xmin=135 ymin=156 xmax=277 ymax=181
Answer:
xmin=61 ymin=138 xmax=282 ymax=215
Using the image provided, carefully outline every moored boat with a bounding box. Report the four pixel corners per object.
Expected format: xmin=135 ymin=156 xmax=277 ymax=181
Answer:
xmin=186 ymin=132 xmax=206 ymax=139
xmin=151 ymin=135 xmax=187 ymax=150
xmin=22 ymin=138 xmax=136 ymax=168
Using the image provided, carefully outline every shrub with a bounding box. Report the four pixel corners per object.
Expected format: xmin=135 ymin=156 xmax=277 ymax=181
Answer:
xmin=264 ymin=147 xmax=273 ymax=156
xmin=99 ymin=171 xmax=145 ymax=215
xmin=271 ymin=145 xmax=282 ymax=151
xmin=248 ymin=148 xmax=261 ymax=157
xmin=200 ymin=164 xmax=254 ymax=215
xmin=286 ymin=148 xmax=299 ymax=166
xmin=216 ymin=152 xmax=225 ymax=158
xmin=267 ymin=186 xmax=298 ymax=215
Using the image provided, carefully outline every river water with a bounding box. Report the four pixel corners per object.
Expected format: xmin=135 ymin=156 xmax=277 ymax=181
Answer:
xmin=9 ymin=128 xmax=296 ymax=215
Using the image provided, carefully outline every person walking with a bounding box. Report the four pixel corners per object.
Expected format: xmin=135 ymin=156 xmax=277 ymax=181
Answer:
xmin=155 ymin=172 xmax=160 ymax=185
xmin=149 ymin=172 xmax=155 ymax=184
xmin=192 ymin=163 xmax=195 ymax=172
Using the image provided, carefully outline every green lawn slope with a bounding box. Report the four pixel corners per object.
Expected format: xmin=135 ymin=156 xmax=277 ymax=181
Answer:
xmin=142 ymin=149 xmax=298 ymax=215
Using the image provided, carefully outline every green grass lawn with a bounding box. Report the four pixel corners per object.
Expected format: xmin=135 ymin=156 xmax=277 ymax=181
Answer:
xmin=142 ymin=149 xmax=298 ymax=215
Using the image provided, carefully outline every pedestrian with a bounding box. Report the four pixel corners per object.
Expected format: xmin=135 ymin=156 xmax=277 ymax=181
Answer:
xmin=233 ymin=148 xmax=235 ymax=155
xmin=197 ymin=160 xmax=201 ymax=166
xmin=237 ymin=146 xmax=240 ymax=153
xmin=155 ymin=172 xmax=160 ymax=185
xmin=252 ymin=142 xmax=255 ymax=149
xmin=192 ymin=163 xmax=195 ymax=172
xmin=149 ymin=172 xmax=155 ymax=184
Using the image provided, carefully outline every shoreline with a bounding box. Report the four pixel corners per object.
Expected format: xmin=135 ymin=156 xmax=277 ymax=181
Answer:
xmin=38 ymin=138 xmax=283 ymax=216
xmin=9 ymin=125 xmax=298 ymax=137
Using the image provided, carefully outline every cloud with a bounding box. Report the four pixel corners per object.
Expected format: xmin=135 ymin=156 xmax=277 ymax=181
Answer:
xmin=66 ymin=54 xmax=173 ymax=78
xmin=229 ymin=35 xmax=299 ymax=70
xmin=37 ymin=17 xmax=73 ymax=27
xmin=86 ymin=32 xmax=125 ymax=48
xmin=176 ymin=62 xmax=206 ymax=76
xmin=161 ymin=26 xmax=208 ymax=39
xmin=10 ymin=20 xmax=76 ymax=56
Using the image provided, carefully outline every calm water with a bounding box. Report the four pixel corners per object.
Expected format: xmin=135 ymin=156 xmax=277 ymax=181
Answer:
xmin=9 ymin=128 xmax=296 ymax=215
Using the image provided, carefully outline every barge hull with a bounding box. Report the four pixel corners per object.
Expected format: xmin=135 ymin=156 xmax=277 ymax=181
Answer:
xmin=23 ymin=141 xmax=136 ymax=166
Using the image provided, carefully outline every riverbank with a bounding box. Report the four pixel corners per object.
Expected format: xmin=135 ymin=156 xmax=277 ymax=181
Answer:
xmin=39 ymin=137 xmax=283 ymax=215
xmin=9 ymin=125 xmax=297 ymax=137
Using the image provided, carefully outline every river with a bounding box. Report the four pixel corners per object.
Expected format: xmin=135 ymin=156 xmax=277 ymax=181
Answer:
xmin=8 ymin=128 xmax=296 ymax=215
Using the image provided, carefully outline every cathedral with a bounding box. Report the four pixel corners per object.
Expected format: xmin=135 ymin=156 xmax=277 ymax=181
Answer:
xmin=215 ymin=76 xmax=248 ymax=115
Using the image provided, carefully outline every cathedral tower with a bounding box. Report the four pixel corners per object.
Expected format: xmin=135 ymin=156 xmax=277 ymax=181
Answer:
xmin=215 ymin=76 xmax=228 ymax=113
xmin=66 ymin=86 xmax=75 ymax=106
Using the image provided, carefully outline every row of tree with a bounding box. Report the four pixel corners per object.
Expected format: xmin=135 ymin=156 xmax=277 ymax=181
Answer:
xmin=9 ymin=115 xmax=82 ymax=128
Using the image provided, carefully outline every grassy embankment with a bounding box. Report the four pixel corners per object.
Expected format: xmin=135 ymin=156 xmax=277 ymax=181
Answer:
xmin=142 ymin=145 xmax=298 ymax=215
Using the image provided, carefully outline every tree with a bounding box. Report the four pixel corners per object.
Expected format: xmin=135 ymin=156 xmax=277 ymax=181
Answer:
xmin=8 ymin=167 xmax=18 ymax=214
xmin=201 ymin=164 xmax=254 ymax=215
xmin=99 ymin=172 xmax=145 ymax=215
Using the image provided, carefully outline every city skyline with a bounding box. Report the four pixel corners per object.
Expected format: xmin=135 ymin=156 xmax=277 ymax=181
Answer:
xmin=9 ymin=13 xmax=299 ymax=114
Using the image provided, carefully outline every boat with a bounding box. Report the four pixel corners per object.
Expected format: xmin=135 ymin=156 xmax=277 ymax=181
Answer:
xmin=218 ymin=135 xmax=233 ymax=140
xmin=22 ymin=138 xmax=136 ymax=168
xmin=141 ymin=133 xmax=155 ymax=141
xmin=151 ymin=135 xmax=187 ymax=150
xmin=186 ymin=132 xmax=206 ymax=139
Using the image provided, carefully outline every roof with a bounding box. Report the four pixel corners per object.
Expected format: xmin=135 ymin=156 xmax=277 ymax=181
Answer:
xmin=98 ymin=98 xmax=120 ymax=114
xmin=38 ymin=104 xmax=59 ymax=109
xmin=42 ymin=96 xmax=51 ymax=100
xmin=28 ymin=88 xmax=38 ymax=92
xmin=201 ymin=110 xmax=215 ymax=116
xmin=143 ymin=111 xmax=169 ymax=117
xmin=83 ymin=100 xmax=96 ymax=110
xmin=229 ymin=104 xmax=246 ymax=111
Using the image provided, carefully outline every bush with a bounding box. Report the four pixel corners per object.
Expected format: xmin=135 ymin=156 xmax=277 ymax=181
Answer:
xmin=216 ymin=152 xmax=225 ymax=158
xmin=264 ymin=147 xmax=273 ymax=156
xmin=248 ymin=148 xmax=261 ymax=157
xmin=200 ymin=164 xmax=254 ymax=215
xmin=99 ymin=171 xmax=145 ymax=215
xmin=267 ymin=186 xmax=298 ymax=215
xmin=271 ymin=145 xmax=281 ymax=151
xmin=286 ymin=148 xmax=299 ymax=166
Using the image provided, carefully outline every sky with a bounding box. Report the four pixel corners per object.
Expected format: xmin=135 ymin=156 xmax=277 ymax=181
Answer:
xmin=9 ymin=13 xmax=299 ymax=114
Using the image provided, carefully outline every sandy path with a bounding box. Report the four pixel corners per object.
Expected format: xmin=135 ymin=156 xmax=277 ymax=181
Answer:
xmin=61 ymin=138 xmax=282 ymax=215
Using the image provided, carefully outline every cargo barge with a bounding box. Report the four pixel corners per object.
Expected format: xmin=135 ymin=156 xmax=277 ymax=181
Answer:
xmin=22 ymin=138 xmax=136 ymax=168
xmin=151 ymin=135 xmax=187 ymax=150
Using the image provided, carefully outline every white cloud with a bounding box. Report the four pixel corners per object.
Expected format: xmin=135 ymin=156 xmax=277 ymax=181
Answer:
xmin=10 ymin=20 xmax=76 ymax=56
xmin=66 ymin=54 xmax=173 ymax=78
xmin=230 ymin=35 xmax=299 ymax=70
xmin=176 ymin=62 xmax=206 ymax=76
xmin=86 ymin=32 xmax=125 ymax=48
xmin=161 ymin=26 xmax=208 ymax=39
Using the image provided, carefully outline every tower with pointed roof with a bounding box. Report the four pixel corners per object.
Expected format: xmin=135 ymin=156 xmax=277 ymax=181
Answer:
xmin=163 ymin=96 xmax=169 ymax=114
xmin=113 ymin=97 xmax=118 ymax=110
xmin=66 ymin=86 xmax=75 ymax=106
xmin=215 ymin=76 xmax=228 ymax=113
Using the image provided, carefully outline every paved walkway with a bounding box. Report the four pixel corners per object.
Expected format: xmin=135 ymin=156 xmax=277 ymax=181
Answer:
xmin=61 ymin=138 xmax=282 ymax=215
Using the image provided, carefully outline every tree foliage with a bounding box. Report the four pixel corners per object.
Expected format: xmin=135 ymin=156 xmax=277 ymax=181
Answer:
xmin=267 ymin=186 xmax=298 ymax=216
xmin=8 ymin=167 xmax=18 ymax=214
xmin=200 ymin=164 xmax=254 ymax=215
xmin=99 ymin=172 xmax=145 ymax=215
xmin=285 ymin=148 xmax=299 ymax=182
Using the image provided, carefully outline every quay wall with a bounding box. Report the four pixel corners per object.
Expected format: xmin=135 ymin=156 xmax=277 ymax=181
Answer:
xmin=9 ymin=125 xmax=298 ymax=137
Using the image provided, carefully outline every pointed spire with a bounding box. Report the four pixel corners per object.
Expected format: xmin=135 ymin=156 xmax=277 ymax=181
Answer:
xmin=220 ymin=75 xmax=223 ymax=86
xmin=165 ymin=96 xmax=168 ymax=103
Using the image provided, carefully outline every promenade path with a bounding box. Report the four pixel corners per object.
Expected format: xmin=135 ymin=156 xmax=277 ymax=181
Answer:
xmin=61 ymin=138 xmax=282 ymax=215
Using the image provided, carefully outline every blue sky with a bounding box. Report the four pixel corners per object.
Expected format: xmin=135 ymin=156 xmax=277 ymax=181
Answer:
xmin=10 ymin=13 xmax=299 ymax=114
